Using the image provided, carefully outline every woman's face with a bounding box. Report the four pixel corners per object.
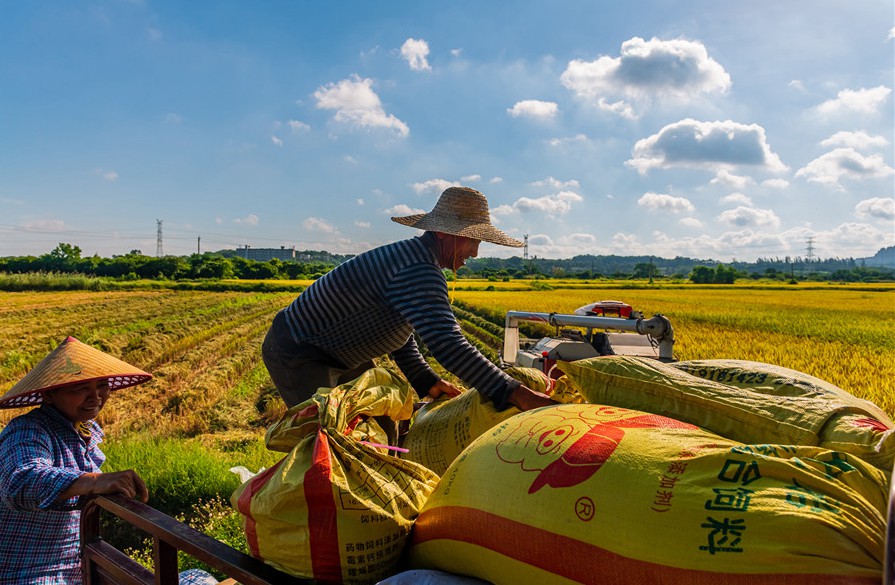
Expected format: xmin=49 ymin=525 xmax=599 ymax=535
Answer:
xmin=43 ymin=378 xmax=111 ymax=423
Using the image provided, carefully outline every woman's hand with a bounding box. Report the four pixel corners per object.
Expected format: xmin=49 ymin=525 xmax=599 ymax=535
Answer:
xmin=57 ymin=469 xmax=149 ymax=503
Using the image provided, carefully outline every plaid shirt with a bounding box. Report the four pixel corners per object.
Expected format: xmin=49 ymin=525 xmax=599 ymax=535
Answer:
xmin=0 ymin=405 xmax=104 ymax=584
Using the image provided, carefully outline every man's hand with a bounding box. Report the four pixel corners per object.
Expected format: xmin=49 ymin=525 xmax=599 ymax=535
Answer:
xmin=427 ymin=379 xmax=462 ymax=400
xmin=508 ymin=385 xmax=556 ymax=411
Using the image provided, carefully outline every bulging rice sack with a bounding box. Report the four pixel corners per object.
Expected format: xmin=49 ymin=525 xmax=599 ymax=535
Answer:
xmin=399 ymin=367 xmax=548 ymax=475
xmin=670 ymin=359 xmax=895 ymax=472
xmin=408 ymin=403 xmax=887 ymax=585
xmin=557 ymin=356 xmax=893 ymax=469
xmin=232 ymin=367 xmax=440 ymax=584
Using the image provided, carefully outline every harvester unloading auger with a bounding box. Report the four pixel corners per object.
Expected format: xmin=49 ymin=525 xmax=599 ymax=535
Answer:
xmin=501 ymin=300 xmax=675 ymax=376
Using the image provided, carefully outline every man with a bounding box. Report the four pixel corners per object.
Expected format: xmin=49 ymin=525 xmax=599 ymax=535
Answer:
xmin=262 ymin=186 xmax=555 ymax=413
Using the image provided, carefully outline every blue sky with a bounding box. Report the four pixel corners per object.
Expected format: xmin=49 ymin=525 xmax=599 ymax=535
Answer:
xmin=1 ymin=1 xmax=893 ymax=261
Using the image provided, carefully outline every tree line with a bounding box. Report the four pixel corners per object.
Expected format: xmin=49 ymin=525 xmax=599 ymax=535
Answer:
xmin=1 ymin=243 xmax=893 ymax=284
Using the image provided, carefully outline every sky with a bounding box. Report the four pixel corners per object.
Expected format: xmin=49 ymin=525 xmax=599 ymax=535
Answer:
xmin=1 ymin=1 xmax=893 ymax=262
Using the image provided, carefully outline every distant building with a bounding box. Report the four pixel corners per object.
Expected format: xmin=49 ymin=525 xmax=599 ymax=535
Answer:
xmin=236 ymin=246 xmax=296 ymax=262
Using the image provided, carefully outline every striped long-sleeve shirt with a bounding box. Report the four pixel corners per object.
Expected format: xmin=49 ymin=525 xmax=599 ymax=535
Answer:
xmin=0 ymin=405 xmax=104 ymax=584
xmin=283 ymin=232 xmax=520 ymax=408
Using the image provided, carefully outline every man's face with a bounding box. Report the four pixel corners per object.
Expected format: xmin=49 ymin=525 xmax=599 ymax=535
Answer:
xmin=443 ymin=234 xmax=480 ymax=270
xmin=43 ymin=378 xmax=111 ymax=423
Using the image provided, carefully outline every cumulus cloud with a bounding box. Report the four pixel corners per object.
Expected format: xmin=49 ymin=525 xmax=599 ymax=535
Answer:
xmin=489 ymin=176 xmax=503 ymax=184
xmin=314 ymin=75 xmax=409 ymax=137
xmin=234 ymin=214 xmax=260 ymax=226
xmin=679 ymin=217 xmax=704 ymax=228
xmin=761 ymin=178 xmax=790 ymax=189
xmin=855 ymin=197 xmax=895 ymax=221
xmin=288 ymin=120 xmax=311 ymax=132
xmin=411 ymin=179 xmax=459 ymax=194
xmin=720 ymin=193 xmax=752 ymax=206
xmin=461 ymin=174 xmax=481 ymax=183
xmin=302 ymin=217 xmax=336 ymax=232
xmin=815 ymin=86 xmax=892 ymax=116
xmin=637 ymin=192 xmax=695 ymax=213
xmin=820 ymin=130 xmax=888 ymax=150
xmin=717 ymin=206 xmax=780 ymax=228
xmin=385 ymin=204 xmax=426 ymax=216
xmin=560 ymin=36 xmax=731 ymax=117
xmin=626 ymin=119 xmax=788 ymax=175
xmin=532 ymin=177 xmax=580 ymax=190
xmin=400 ymin=38 xmax=431 ymax=71
xmin=271 ymin=135 xmax=283 ymax=146
xmin=795 ymin=148 xmax=895 ymax=186
xmin=710 ymin=170 xmax=753 ymax=189
xmin=511 ymin=190 xmax=584 ymax=218
xmin=507 ymin=100 xmax=559 ymax=120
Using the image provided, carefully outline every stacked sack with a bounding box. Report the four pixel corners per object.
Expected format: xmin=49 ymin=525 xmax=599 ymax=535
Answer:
xmin=231 ymin=368 xmax=440 ymax=585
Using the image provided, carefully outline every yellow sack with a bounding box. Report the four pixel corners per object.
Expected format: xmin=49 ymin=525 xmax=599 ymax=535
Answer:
xmin=408 ymin=404 xmax=886 ymax=585
xmin=558 ymin=355 xmax=879 ymax=450
xmin=232 ymin=368 xmax=440 ymax=584
xmin=400 ymin=389 xmax=520 ymax=475
xmin=671 ymin=359 xmax=895 ymax=471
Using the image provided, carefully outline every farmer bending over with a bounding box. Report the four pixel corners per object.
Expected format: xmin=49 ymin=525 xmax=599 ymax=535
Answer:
xmin=263 ymin=186 xmax=556 ymax=412
xmin=0 ymin=336 xmax=151 ymax=584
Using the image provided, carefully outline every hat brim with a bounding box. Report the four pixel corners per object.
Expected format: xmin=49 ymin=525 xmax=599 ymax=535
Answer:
xmin=392 ymin=213 xmax=523 ymax=247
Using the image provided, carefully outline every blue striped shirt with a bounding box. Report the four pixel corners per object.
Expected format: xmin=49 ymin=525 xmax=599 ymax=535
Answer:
xmin=0 ymin=405 xmax=104 ymax=585
xmin=283 ymin=233 xmax=520 ymax=407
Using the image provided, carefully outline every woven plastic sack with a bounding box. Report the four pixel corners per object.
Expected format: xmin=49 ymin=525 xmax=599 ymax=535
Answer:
xmin=671 ymin=359 xmax=895 ymax=472
xmin=408 ymin=403 xmax=886 ymax=585
xmin=232 ymin=368 xmax=440 ymax=584
xmin=557 ymin=356 xmax=881 ymax=451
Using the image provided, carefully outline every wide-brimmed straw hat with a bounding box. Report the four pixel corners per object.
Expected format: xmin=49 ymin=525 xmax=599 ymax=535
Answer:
xmin=392 ymin=186 xmax=523 ymax=247
xmin=0 ymin=336 xmax=152 ymax=409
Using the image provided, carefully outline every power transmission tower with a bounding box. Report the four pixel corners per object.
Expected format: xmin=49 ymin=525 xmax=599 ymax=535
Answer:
xmin=806 ymin=236 xmax=815 ymax=262
xmin=156 ymin=219 xmax=163 ymax=257
xmin=523 ymin=234 xmax=529 ymax=260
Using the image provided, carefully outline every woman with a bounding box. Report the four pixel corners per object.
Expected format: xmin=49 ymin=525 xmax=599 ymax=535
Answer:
xmin=0 ymin=336 xmax=151 ymax=584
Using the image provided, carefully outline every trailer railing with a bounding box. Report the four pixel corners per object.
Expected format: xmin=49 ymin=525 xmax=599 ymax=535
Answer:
xmin=80 ymin=495 xmax=314 ymax=585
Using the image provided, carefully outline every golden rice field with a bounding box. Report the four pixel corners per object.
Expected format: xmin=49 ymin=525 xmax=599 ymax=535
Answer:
xmin=1 ymin=282 xmax=894 ymax=439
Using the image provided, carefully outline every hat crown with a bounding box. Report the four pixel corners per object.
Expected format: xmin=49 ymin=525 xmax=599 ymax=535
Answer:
xmin=432 ymin=187 xmax=490 ymax=223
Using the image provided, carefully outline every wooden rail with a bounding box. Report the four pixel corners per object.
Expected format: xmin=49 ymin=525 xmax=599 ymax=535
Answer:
xmin=80 ymin=495 xmax=315 ymax=585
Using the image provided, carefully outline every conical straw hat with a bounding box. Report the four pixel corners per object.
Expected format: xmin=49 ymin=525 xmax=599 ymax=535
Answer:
xmin=0 ymin=336 xmax=152 ymax=409
xmin=392 ymin=186 xmax=523 ymax=247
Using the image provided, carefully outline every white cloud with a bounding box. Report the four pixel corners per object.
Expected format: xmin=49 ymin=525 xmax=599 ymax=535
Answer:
xmin=719 ymin=193 xmax=752 ymax=206
xmin=302 ymin=217 xmax=336 ymax=233
xmin=288 ymin=120 xmax=310 ymax=132
xmin=461 ymin=174 xmax=481 ymax=183
xmin=560 ymin=36 xmax=731 ymax=117
xmin=450 ymin=48 xmax=462 ymax=57
xmin=717 ymin=206 xmax=780 ymax=228
xmin=271 ymin=135 xmax=283 ymax=147
xmin=512 ymin=190 xmax=584 ymax=217
xmin=815 ymin=86 xmax=892 ymax=116
xmin=627 ymin=119 xmax=788 ymax=175
xmin=411 ymin=179 xmax=459 ymax=194
xmin=314 ymin=75 xmax=409 ymax=137
xmin=710 ymin=170 xmax=753 ymax=189
xmin=820 ymin=130 xmax=888 ymax=150
xmin=679 ymin=217 xmax=704 ymax=228
xmin=532 ymin=177 xmax=580 ymax=190
xmin=491 ymin=204 xmax=514 ymax=216
xmin=354 ymin=220 xmax=371 ymax=228
xmin=400 ymin=38 xmax=431 ymax=71
xmin=795 ymin=148 xmax=895 ymax=186
xmin=761 ymin=178 xmax=790 ymax=189
xmin=889 ymin=27 xmax=895 ymax=41
xmin=489 ymin=177 xmax=503 ymax=184
xmin=507 ymin=100 xmax=559 ymax=120
xmin=356 ymin=198 xmax=365 ymax=205
xmin=385 ymin=204 xmax=426 ymax=216
xmin=234 ymin=214 xmax=260 ymax=226
xmin=637 ymin=192 xmax=695 ymax=213
xmin=548 ymin=134 xmax=589 ymax=147
xmin=855 ymin=197 xmax=895 ymax=221
xmin=528 ymin=234 xmax=553 ymax=246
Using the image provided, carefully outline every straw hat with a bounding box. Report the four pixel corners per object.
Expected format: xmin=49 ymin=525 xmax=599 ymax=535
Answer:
xmin=0 ymin=336 xmax=152 ymax=409
xmin=392 ymin=186 xmax=523 ymax=247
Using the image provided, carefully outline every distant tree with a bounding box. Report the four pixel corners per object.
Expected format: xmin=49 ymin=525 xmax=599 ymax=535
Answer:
xmin=689 ymin=265 xmax=714 ymax=284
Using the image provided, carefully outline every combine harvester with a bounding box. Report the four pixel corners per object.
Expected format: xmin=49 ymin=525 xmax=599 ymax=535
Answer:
xmin=80 ymin=301 xmax=895 ymax=585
